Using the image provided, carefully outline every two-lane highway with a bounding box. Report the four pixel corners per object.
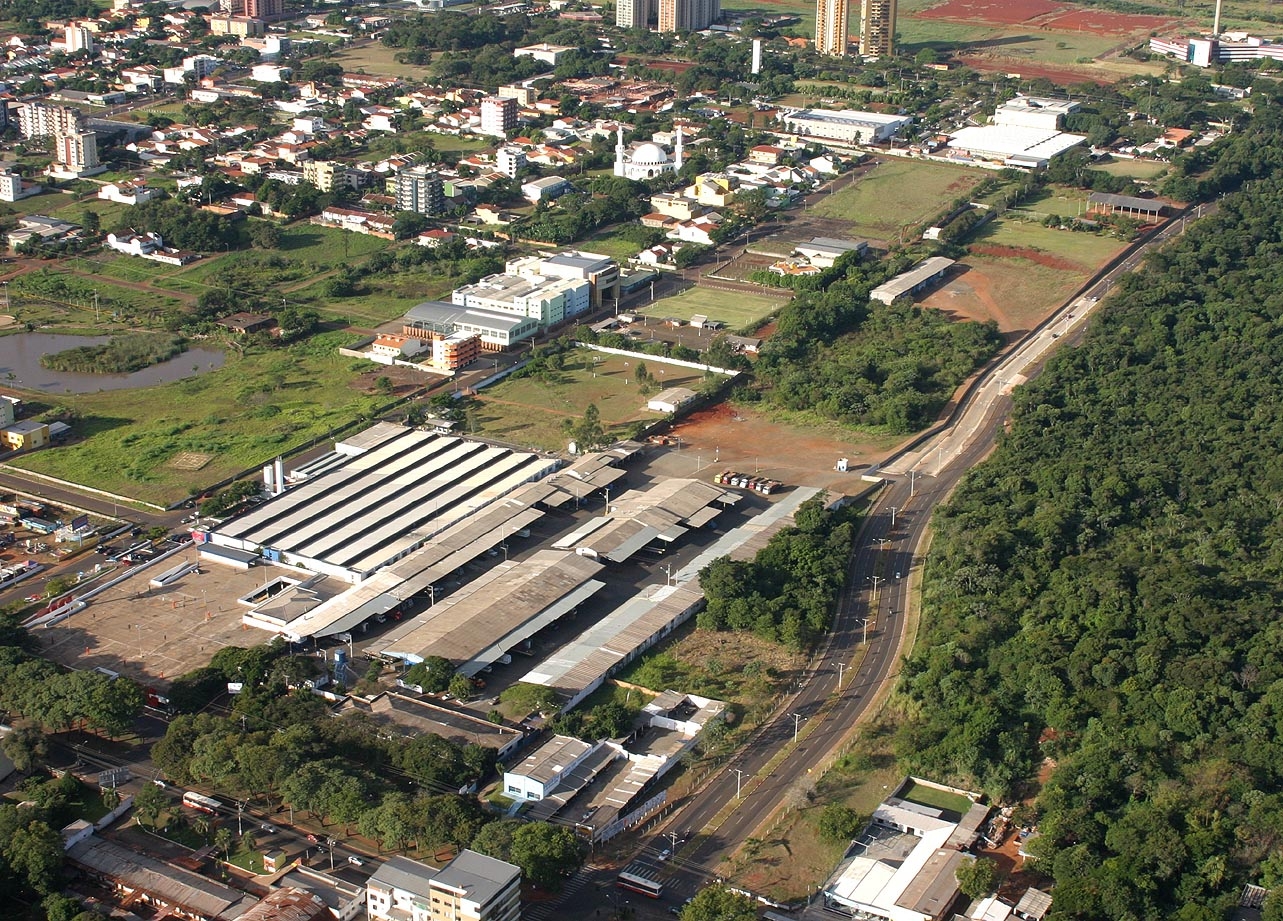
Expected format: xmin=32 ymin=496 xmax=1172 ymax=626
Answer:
xmin=604 ymin=208 xmax=1206 ymax=912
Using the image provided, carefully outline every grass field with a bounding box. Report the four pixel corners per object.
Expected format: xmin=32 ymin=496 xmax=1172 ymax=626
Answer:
xmin=579 ymin=227 xmax=649 ymax=264
xmin=974 ymin=218 xmax=1128 ymax=268
xmin=424 ymin=132 xmax=492 ymax=154
xmin=898 ymin=779 xmax=973 ymax=819
xmin=895 ymin=18 xmax=1006 ymax=55
xmin=1096 ymin=157 xmax=1171 ymax=180
xmin=330 ymin=41 xmax=432 ymax=79
xmin=474 ymin=348 xmax=721 ymax=450
xmin=9 ymin=332 xmax=390 ymax=504
xmin=638 ymin=286 xmax=784 ymax=329
xmin=812 ymin=159 xmax=987 ymax=241
xmin=1013 ymin=184 xmax=1092 ymax=218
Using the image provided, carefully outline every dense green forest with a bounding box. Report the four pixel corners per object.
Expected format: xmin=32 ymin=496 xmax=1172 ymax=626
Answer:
xmin=699 ymin=496 xmax=857 ymax=650
xmin=749 ymin=257 xmax=1002 ymax=434
xmin=897 ymin=130 xmax=1283 ymax=917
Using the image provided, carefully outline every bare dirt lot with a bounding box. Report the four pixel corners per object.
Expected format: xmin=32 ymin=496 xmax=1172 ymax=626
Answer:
xmin=655 ymin=402 xmax=903 ymax=495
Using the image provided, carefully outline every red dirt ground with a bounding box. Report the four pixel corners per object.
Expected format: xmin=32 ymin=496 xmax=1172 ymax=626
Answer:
xmin=957 ymin=55 xmax=1114 ymax=85
xmin=916 ymin=0 xmax=1067 ymax=25
xmin=969 ymin=244 xmax=1084 ymax=272
xmin=1042 ymin=8 xmax=1184 ymax=35
xmin=920 ymin=263 xmax=1016 ymax=333
xmin=660 ymin=401 xmax=895 ymax=492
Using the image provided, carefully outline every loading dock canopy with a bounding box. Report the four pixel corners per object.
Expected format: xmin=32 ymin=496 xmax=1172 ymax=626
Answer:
xmin=552 ymin=478 xmax=737 ymax=563
xmin=366 ymin=550 xmax=605 ymax=675
xmin=258 ymin=501 xmax=546 ymax=641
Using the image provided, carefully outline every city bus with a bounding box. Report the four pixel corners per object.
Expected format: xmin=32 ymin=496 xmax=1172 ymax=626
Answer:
xmin=181 ymin=791 xmax=223 ymax=814
xmin=616 ymin=870 xmax=663 ymax=898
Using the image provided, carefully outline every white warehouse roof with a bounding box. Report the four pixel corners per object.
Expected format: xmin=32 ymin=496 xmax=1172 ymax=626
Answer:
xmin=947 ymin=125 xmax=1086 ymax=163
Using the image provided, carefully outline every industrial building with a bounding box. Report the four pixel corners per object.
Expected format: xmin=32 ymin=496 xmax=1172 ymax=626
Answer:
xmin=1149 ymin=32 xmax=1283 ymax=67
xmin=551 ymin=477 xmax=736 ymax=562
xmin=991 ymin=96 xmax=1079 ymax=132
xmin=338 ymin=689 xmax=524 ymax=760
xmin=67 ymin=834 xmax=255 ymax=921
xmin=821 ymin=779 xmax=990 ymax=921
xmin=452 ymin=272 xmax=589 ymax=328
xmin=522 ymin=251 xmax=621 ymax=307
xmin=522 ymin=486 xmax=823 ymax=711
xmin=779 ymin=109 xmax=912 ymax=146
xmin=870 ymin=257 xmax=955 ymax=305
xmin=506 ymin=691 xmax=727 ymax=841
xmin=366 ymin=550 xmax=607 ymax=676
xmin=946 ymin=125 xmax=1086 ymax=169
xmin=795 ymin=236 xmax=869 ymax=268
xmin=208 ymin=424 xmax=559 ymax=582
xmin=401 ymin=300 xmax=539 ymax=351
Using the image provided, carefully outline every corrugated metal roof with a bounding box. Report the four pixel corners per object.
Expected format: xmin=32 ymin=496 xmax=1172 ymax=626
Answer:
xmin=522 ymin=488 xmax=824 ymax=698
xmin=368 ymin=551 xmax=605 ymax=667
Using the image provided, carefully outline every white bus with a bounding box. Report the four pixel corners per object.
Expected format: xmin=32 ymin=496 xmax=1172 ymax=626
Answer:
xmin=181 ymin=791 xmax=222 ymax=814
xmin=617 ymin=870 xmax=662 ymax=898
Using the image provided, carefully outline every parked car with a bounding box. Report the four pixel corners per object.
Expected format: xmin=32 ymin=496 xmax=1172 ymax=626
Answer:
xmin=348 ymin=855 xmax=364 ymax=866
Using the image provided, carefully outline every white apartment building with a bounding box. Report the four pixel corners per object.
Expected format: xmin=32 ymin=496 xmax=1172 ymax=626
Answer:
xmin=367 ymin=852 xmax=521 ymax=921
xmin=479 ymin=96 xmax=518 ymax=139
xmin=452 ymin=271 xmax=589 ymax=328
xmin=16 ymin=102 xmax=80 ymax=140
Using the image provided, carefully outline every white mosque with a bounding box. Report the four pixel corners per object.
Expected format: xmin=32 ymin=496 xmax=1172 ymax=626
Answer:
xmin=614 ymin=125 xmax=684 ymax=180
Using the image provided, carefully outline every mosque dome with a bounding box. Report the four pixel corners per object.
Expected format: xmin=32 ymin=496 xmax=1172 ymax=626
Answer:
xmin=630 ymin=143 xmax=669 ymax=164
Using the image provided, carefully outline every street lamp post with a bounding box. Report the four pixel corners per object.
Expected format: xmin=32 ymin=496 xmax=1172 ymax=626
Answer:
xmin=791 ymin=712 xmax=804 ymax=744
xmin=889 ymin=506 xmax=899 ymax=529
xmin=733 ymin=767 xmax=746 ymax=799
xmin=837 ymin=661 xmax=846 ymax=688
xmin=874 ymin=537 xmax=890 ymax=551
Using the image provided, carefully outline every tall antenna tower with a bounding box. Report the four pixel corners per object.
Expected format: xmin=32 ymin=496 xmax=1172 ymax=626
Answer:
xmin=1213 ymin=0 xmax=1222 ymax=36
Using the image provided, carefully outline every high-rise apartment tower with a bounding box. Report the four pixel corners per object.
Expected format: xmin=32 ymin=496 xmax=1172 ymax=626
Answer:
xmin=859 ymin=0 xmax=896 ymax=57
xmin=815 ymin=0 xmax=849 ymax=56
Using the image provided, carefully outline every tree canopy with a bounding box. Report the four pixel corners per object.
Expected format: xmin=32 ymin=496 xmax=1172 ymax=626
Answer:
xmin=897 ymin=115 xmax=1283 ymax=918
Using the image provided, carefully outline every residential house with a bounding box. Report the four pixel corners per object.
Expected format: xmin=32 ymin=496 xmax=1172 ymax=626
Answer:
xmin=521 ymin=175 xmax=572 ymax=203
xmin=98 ymin=180 xmax=160 ymax=205
xmin=1 ymin=420 xmax=49 ymax=451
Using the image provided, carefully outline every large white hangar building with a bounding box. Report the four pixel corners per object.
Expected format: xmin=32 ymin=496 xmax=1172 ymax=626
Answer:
xmin=208 ymin=423 xmax=559 ymax=582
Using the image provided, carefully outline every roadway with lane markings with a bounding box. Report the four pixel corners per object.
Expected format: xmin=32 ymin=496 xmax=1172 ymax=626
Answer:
xmin=560 ymin=205 xmax=1207 ymax=917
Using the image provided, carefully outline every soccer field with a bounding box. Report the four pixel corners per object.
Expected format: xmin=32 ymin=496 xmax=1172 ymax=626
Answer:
xmin=638 ymin=286 xmax=785 ymax=330
xmin=811 ymin=159 xmax=987 ymax=241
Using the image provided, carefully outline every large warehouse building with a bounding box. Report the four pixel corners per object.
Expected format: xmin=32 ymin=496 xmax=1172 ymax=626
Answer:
xmin=207 ymin=423 xmax=559 ymax=582
xmin=779 ymin=108 xmax=911 ymax=145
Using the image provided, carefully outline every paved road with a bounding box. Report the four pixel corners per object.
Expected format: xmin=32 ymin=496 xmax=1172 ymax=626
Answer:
xmin=550 ymin=205 xmax=1207 ymax=915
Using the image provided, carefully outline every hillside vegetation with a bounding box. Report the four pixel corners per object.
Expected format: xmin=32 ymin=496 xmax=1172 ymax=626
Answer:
xmin=897 ymin=135 xmax=1283 ymax=916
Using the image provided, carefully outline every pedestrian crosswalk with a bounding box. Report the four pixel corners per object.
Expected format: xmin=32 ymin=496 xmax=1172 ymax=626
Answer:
xmin=523 ymin=866 xmax=596 ymax=921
